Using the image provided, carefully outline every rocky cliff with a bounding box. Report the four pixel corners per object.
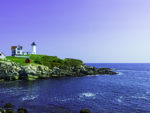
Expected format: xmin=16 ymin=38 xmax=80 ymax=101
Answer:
xmin=0 ymin=61 xmax=117 ymax=81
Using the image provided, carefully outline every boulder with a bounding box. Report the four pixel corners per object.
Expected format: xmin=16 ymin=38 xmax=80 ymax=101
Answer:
xmin=80 ymin=109 xmax=91 ymax=113
xmin=17 ymin=108 xmax=28 ymax=113
xmin=0 ymin=61 xmax=21 ymax=81
xmin=1 ymin=100 xmax=5 ymax=103
xmin=0 ymin=107 xmax=6 ymax=113
xmin=4 ymin=103 xmax=14 ymax=108
xmin=5 ymin=109 xmax=16 ymax=113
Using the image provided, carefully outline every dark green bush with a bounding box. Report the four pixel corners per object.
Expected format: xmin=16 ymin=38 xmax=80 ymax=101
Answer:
xmin=40 ymin=56 xmax=64 ymax=68
xmin=64 ymin=58 xmax=84 ymax=67
xmin=30 ymin=55 xmax=84 ymax=69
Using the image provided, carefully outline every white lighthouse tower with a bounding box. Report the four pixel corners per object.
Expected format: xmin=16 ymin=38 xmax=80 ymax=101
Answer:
xmin=31 ymin=42 xmax=37 ymax=54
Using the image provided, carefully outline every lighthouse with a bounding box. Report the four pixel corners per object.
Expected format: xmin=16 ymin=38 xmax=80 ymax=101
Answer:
xmin=31 ymin=42 xmax=37 ymax=54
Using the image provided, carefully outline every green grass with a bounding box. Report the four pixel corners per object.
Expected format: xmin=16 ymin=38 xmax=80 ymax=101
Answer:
xmin=6 ymin=54 xmax=47 ymax=66
xmin=0 ymin=59 xmax=5 ymax=61
xmin=29 ymin=54 xmax=48 ymax=62
xmin=5 ymin=54 xmax=84 ymax=67
xmin=6 ymin=56 xmax=29 ymax=66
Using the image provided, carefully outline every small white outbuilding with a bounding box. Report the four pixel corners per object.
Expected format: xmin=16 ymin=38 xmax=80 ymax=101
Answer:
xmin=0 ymin=52 xmax=6 ymax=60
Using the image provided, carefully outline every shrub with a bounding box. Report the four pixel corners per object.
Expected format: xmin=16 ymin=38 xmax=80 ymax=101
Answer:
xmin=64 ymin=58 xmax=84 ymax=67
xmin=25 ymin=58 xmax=31 ymax=63
xmin=40 ymin=56 xmax=64 ymax=68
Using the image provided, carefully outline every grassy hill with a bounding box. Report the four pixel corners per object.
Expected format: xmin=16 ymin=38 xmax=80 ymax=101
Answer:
xmin=5 ymin=55 xmax=84 ymax=68
xmin=6 ymin=55 xmax=46 ymax=66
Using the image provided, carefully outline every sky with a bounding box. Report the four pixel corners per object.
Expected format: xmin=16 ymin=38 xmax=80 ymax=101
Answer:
xmin=0 ymin=0 xmax=150 ymax=63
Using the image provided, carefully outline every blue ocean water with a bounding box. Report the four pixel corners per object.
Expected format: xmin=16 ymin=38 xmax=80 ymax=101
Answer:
xmin=1 ymin=63 xmax=150 ymax=113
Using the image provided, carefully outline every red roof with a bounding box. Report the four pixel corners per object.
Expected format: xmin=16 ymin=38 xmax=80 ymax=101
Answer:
xmin=11 ymin=46 xmax=23 ymax=50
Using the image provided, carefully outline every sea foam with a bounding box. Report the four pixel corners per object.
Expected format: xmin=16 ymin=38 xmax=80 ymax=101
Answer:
xmin=79 ymin=92 xmax=96 ymax=99
xmin=22 ymin=94 xmax=38 ymax=101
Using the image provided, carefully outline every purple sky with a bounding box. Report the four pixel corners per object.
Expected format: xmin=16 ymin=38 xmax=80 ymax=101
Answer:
xmin=1 ymin=0 xmax=150 ymax=63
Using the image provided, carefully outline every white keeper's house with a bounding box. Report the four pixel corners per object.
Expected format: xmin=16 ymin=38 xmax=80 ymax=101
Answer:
xmin=0 ymin=52 xmax=6 ymax=59
xmin=11 ymin=42 xmax=37 ymax=56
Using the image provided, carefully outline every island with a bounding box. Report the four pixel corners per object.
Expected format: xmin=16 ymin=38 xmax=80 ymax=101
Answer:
xmin=0 ymin=54 xmax=117 ymax=81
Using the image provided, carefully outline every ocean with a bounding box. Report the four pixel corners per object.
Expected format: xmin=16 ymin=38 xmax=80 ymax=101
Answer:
xmin=0 ymin=63 xmax=150 ymax=113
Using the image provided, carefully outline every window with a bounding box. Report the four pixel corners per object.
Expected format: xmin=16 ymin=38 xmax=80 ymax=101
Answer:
xmin=17 ymin=48 xmax=21 ymax=50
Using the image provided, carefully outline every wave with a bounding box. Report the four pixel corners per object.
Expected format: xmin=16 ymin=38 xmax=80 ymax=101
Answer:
xmin=60 ymin=98 xmax=73 ymax=102
xmin=22 ymin=94 xmax=39 ymax=101
xmin=117 ymin=96 xmax=123 ymax=103
xmin=0 ymin=89 xmax=13 ymax=94
xmin=49 ymin=96 xmax=75 ymax=102
xmin=117 ymin=72 xmax=123 ymax=75
xmin=87 ymin=75 xmax=101 ymax=77
xmin=79 ymin=92 xmax=97 ymax=99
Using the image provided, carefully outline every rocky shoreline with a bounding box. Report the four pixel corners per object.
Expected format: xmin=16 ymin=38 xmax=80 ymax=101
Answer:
xmin=0 ymin=100 xmax=27 ymax=113
xmin=0 ymin=61 xmax=117 ymax=81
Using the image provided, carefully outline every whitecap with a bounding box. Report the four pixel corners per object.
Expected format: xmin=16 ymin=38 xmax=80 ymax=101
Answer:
xmin=118 ymin=72 xmax=123 ymax=75
xmin=117 ymin=96 xmax=123 ymax=103
xmin=79 ymin=92 xmax=96 ymax=99
xmin=60 ymin=98 xmax=73 ymax=102
xmin=137 ymin=96 xmax=148 ymax=100
xmin=131 ymin=96 xmax=148 ymax=100
xmin=117 ymin=98 xmax=122 ymax=103
xmin=82 ymin=93 xmax=96 ymax=97
xmin=22 ymin=94 xmax=38 ymax=101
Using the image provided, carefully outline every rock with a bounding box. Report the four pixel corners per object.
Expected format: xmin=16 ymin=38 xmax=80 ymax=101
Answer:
xmin=0 ymin=61 xmax=117 ymax=81
xmin=80 ymin=109 xmax=91 ymax=113
xmin=4 ymin=103 xmax=14 ymax=108
xmin=0 ymin=107 xmax=6 ymax=113
xmin=28 ymin=75 xmax=39 ymax=80
xmin=19 ymin=70 xmax=28 ymax=80
xmin=51 ymin=74 xmax=60 ymax=78
xmin=38 ymin=75 xmax=50 ymax=79
xmin=17 ymin=108 xmax=28 ymax=113
xmin=1 ymin=100 xmax=5 ymax=103
xmin=23 ymin=65 xmax=52 ymax=78
xmin=5 ymin=109 xmax=16 ymax=113
xmin=0 ymin=61 xmax=21 ymax=81
xmin=4 ymin=76 xmax=18 ymax=81
xmin=0 ymin=102 xmax=28 ymax=113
